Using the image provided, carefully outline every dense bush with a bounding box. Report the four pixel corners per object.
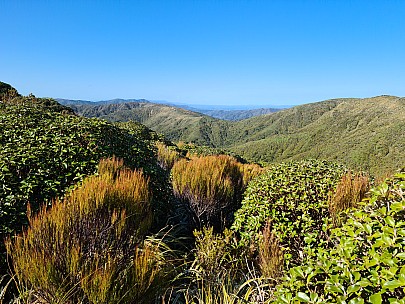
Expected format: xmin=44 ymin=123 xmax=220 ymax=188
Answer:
xmin=6 ymin=158 xmax=172 ymax=303
xmin=0 ymin=81 xmax=21 ymax=100
xmin=171 ymin=155 xmax=262 ymax=230
xmin=231 ymin=160 xmax=346 ymax=268
xmin=274 ymin=170 xmax=405 ymax=303
xmin=116 ymin=120 xmax=165 ymax=142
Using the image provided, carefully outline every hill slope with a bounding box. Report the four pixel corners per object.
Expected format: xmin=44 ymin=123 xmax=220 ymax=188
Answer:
xmin=62 ymin=96 xmax=405 ymax=174
xmin=230 ymin=96 xmax=405 ymax=174
xmin=58 ymin=98 xmax=281 ymax=121
xmin=62 ymin=101 xmax=231 ymax=145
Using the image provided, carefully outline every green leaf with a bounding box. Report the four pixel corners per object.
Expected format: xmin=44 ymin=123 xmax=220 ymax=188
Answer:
xmin=296 ymin=292 xmax=310 ymax=302
xmin=349 ymin=298 xmax=364 ymax=304
xmin=385 ymin=216 xmax=395 ymax=227
xmin=347 ymin=284 xmax=360 ymax=294
xmin=369 ymin=293 xmax=382 ymax=304
xmin=383 ymin=280 xmax=402 ymax=290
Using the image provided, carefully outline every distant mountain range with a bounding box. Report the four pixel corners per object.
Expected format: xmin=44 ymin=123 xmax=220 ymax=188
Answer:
xmin=58 ymin=95 xmax=405 ymax=175
xmin=56 ymin=98 xmax=282 ymax=121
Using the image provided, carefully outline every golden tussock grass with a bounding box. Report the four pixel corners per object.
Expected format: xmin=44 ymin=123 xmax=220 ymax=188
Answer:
xmin=156 ymin=142 xmax=182 ymax=170
xmin=5 ymin=157 xmax=168 ymax=303
xmin=329 ymin=171 xmax=370 ymax=226
xmin=171 ymin=155 xmax=263 ymax=229
xmin=257 ymin=221 xmax=283 ymax=282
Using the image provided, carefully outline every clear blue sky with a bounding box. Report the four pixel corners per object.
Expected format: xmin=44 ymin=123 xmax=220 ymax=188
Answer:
xmin=1 ymin=0 xmax=405 ymax=107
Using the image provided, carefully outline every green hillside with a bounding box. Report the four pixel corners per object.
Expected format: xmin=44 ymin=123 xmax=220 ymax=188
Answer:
xmin=192 ymin=107 xmax=281 ymax=120
xmin=65 ymin=101 xmax=231 ymax=146
xmin=230 ymin=96 xmax=405 ymax=174
xmin=63 ymin=96 xmax=405 ymax=174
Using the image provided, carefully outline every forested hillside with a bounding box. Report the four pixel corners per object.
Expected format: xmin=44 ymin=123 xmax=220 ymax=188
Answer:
xmin=230 ymin=96 xmax=405 ymax=174
xmin=63 ymin=95 xmax=405 ymax=175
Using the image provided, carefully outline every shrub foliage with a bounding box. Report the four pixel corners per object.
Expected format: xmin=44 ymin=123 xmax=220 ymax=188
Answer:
xmin=275 ymin=171 xmax=405 ymax=303
xmin=0 ymin=97 xmax=161 ymax=271
xmin=232 ymin=160 xmax=346 ymax=267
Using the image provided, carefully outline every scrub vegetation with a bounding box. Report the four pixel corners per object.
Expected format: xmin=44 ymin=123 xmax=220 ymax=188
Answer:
xmin=1 ymin=82 xmax=404 ymax=303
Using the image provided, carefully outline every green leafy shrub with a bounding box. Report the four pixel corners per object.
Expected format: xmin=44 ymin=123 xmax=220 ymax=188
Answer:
xmin=0 ymin=81 xmax=21 ymax=101
xmin=232 ymin=160 xmax=346 ymax=267
xmin=171 ymin=155 xmax=262 ymax=230
xmin=274 ymin=170 xmax=405 ymax=303
xmin=116 ymin=120 xmax=165 ymax=142
xmin=6 ymin=158 xmax=172 ymax=303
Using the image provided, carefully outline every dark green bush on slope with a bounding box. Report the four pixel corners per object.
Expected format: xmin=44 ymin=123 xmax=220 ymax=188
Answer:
xmin=0 ymin=81 xmax=21 ymax=100
xmin=231 ymin=160 xmax=346 ymax=268
xmin=274 ymin=170 xmax=405 ymax=303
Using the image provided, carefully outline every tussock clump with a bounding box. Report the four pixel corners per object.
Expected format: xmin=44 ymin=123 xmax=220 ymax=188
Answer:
xmin=6 ymin=158 xmax=171 ymax=303
xmin=156 ymin=142 xmax=182 ymax=170
xmin=171 ymin=155 xmax=262 ymax=230
xmin=328 ymin=171 xmax=370 ymax=226
xmin=258 ymin=221 xmax=284 ymax=281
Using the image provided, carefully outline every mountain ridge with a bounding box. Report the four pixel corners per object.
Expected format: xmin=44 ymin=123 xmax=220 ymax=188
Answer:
xmin=57 ymin=98 xmax=283 ymax=121
xmin=61 ymin=95 xmax=405 ymax=174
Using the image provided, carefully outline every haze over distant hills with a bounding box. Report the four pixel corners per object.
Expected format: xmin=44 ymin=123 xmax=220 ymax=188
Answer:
xmin=59 ymin=95 xmax=405 ymax=175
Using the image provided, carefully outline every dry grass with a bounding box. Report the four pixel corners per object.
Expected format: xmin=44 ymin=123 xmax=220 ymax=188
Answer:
xmin=257 ymin=221 xmax=283 ymax=282
xmin=329 ymin=171 xmax=370 ymax=226
xmin=156 ymin=142 xmax=182 ymax=170
xmin=171 ymin=155 xmax=262 ymax=230
xmin=5 ymin=158 xmax=171 ymax=303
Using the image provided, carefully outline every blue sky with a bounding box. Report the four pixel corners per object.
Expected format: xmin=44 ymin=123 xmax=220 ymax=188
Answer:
xmin=1 ymin=0 xmax=405 ymax=107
